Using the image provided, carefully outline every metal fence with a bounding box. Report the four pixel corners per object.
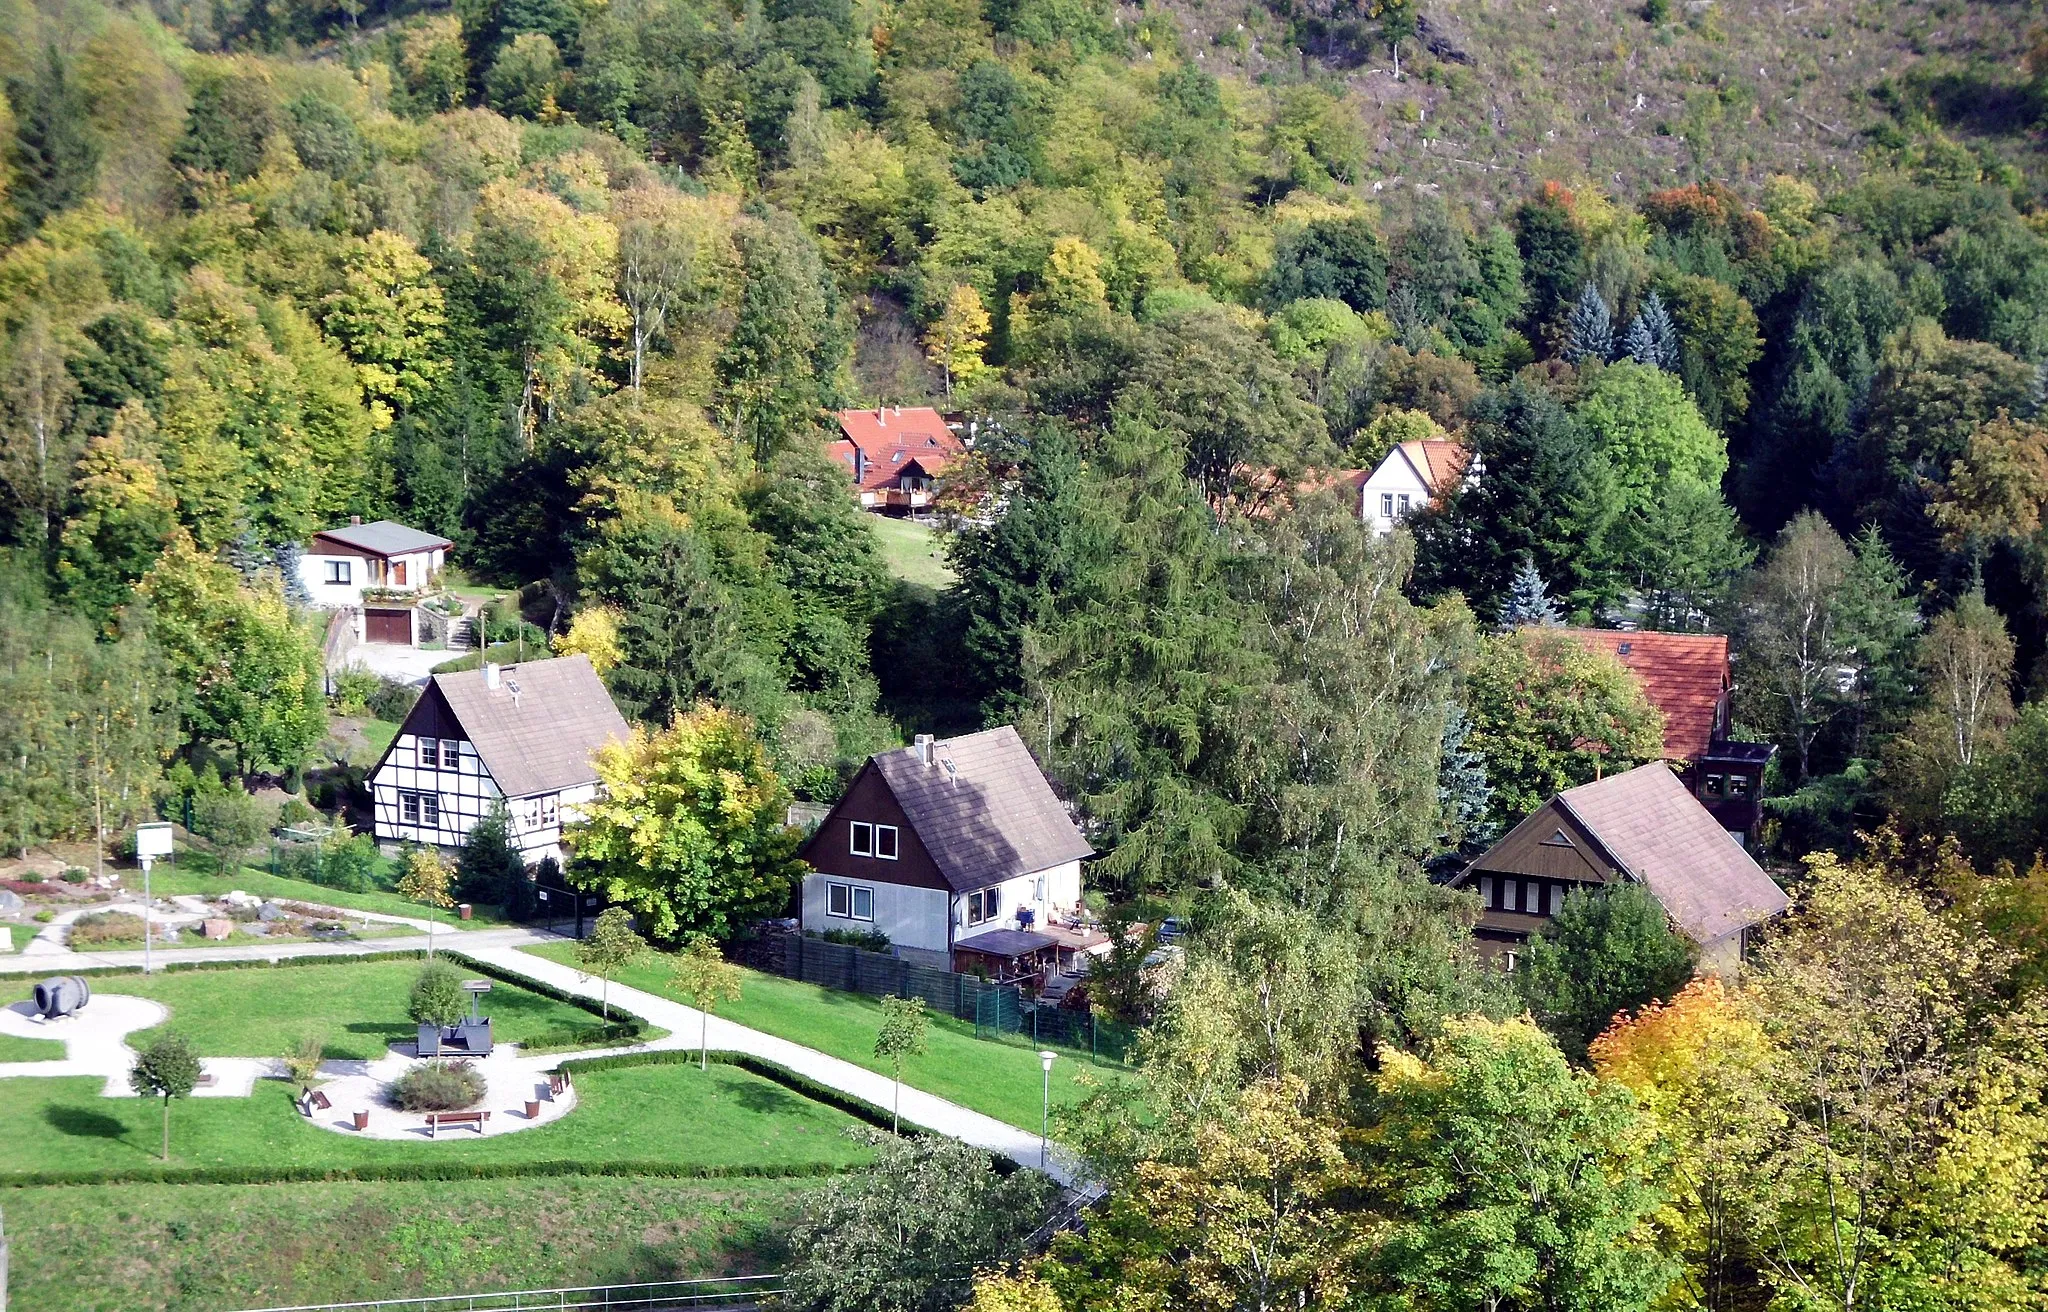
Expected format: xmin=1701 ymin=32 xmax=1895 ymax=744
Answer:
xmin=731 ymin=933 xmax=1137 ymax=1064
xmin=232 ymin=1274 xmax=783 ymax=1312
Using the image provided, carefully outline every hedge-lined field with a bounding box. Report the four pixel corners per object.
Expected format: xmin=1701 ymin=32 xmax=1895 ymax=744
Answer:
xmin=0 ymin=958 xmax=646 ymax=1061
xmin=5 ymin=1174 xmax=806 ymax=1312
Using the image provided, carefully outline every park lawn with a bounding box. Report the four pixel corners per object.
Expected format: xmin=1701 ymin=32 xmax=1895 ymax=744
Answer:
xmin=522 ymin=944 xmax=1127 ymax=1131
xmin=0 ymin=960 xmax=652 ymax=1061
xmin=361 ymin=717 xmax=400 ymax=760
xmin=0 ymin=1064 xmax=874 ymax=1177
xmin=124 ymin=863 xmax=507 ymax=928
xmin=5 ymin=1174 xmax=807 ymax=1312
xmin=71 ymin=921 xmax=424 ymax=953
xmin=869 ymin=515 xmax=955 ymax=589
xmin=0 ymin=1031 xmax=66 ymax=1061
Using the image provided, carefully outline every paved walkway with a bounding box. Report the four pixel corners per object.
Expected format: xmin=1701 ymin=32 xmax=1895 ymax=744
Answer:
xmin=0 ymin=925 xmax=552 ymax=975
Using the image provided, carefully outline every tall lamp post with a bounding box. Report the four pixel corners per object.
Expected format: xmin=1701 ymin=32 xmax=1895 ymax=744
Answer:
xmin=134 ymin=823 xmax=173 ymax=975
xmin=1038 ymin=1050 xmax=1056 ymax=1171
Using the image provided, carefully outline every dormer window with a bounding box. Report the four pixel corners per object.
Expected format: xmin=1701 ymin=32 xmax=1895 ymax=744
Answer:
xmin=892 ymin=451 xmax=903 ymax=463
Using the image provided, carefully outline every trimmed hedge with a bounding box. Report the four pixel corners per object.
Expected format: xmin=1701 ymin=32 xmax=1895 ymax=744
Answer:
xmin=0 ymin=948 xmax=432 ymax=981
xmin=0 ymin=1157 xmax=857 ymax=1189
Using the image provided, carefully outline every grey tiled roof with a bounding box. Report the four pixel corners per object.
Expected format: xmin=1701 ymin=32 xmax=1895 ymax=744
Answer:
xmin=313 ymin=519 xmax=452 ymax=556
xmin=434 ymin=655 xmax=630 ymax=798
xmin=874 ymin=726 xmax=1092 ymax=893
xmin=1557 ymin=763 xmax=1790 ymax=945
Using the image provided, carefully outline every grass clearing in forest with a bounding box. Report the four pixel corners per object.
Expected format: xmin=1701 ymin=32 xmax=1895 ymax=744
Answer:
xmin=869 ymin=515 xmax=955 ymax=589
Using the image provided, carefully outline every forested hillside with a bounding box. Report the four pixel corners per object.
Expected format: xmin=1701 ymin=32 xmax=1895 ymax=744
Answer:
xmin=7 ymin=0 xmax=2048 ymax=1302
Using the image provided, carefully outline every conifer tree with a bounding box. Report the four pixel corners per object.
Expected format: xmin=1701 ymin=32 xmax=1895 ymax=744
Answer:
xmin=1565 ymin=282 xmax=1613 ymax=364
xmin=1498 ymin=556 xmax=1562 ymax=629
xmin=1622 ymin=291 xmax=1679 ymax=370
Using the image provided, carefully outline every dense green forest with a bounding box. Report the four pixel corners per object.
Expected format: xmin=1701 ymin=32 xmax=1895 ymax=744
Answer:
xmin=6 ymin=0 xmax=2048 ymax=1303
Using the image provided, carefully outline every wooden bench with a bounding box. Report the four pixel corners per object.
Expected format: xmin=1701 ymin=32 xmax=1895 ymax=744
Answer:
xmin=425 ymin=1110 xmax=490 ymax=1138
xmin=548 ymin=1072 xmax=569 ymax=1097
xmin=310 ymin=1089 xmax=331 ymax=1110
xmin=195 ymin=1073 xmax=218 ymax=1089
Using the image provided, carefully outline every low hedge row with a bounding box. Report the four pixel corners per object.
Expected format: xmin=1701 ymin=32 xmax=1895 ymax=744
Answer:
xmin=0 ymin=1157 xmax=857 ymax=1189
xmin=556 ymin=1049 xmax=913 ymax=1137
xmin=0 ymin=949 xmax=431 ymax=981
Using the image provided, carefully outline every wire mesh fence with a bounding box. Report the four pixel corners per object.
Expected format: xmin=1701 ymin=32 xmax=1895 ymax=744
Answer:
xmin=730 ymin=933 xmax=1137 ymax=1064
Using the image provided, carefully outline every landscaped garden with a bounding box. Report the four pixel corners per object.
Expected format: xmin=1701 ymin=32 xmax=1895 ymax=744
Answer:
xmin=521 ymin=943 xmax=1129 ymax=1131
xmin=0 ymin=958 xmax=655 ymax=1061
xmin=2 ymin=1174 xmax=805 ymax=1312
xmin=121 ymin=862 xmax=508 ymax=928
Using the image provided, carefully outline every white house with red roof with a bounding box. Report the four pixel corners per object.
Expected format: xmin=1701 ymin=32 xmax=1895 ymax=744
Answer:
xmin=831 ymin=406 xmax=966 ymax=513
xmin=1357 ymin=439 xmax=1471 ymax=534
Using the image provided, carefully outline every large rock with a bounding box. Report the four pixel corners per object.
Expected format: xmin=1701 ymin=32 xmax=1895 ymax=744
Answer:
xmin=200 ymin=918 xmax=233 ymax=941
xmin=0 ymin=888 xmax=22 ymax=913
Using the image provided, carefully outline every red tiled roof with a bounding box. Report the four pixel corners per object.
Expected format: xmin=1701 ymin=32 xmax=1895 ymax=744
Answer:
xmin=1557 ymin=629 xmax=1730 ymax=761
xmin=832 ymin=407 xmax=965 ymax=493
xmin=1395 ymin=440 xmax=1471 ymax=494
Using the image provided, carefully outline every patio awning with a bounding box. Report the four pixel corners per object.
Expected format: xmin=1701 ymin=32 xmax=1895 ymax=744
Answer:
xmin=954 ymin=928 xmax=1058 ymax=957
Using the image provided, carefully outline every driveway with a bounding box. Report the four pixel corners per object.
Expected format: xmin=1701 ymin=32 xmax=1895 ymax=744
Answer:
xmin=341 ymin=642 xmax=452 ymax=686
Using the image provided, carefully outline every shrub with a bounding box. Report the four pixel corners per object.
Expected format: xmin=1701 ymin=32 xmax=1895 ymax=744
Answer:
xmin=33 ymin=910 xmax=54 ymax=923
xmin=390 ymin=1059 xmax=484 ymax=1110
xmin=331 ymin=665 xmax=381 ymax=716
xmin=277 ymin=843 xmax=323 ymax=883
xmin=409 ymin=963 xmax=470 ymax=1028
xmin=366 ymin=678 xmax=419 ymax=724
xmin=316 ymin=833 xmax=381 ymax=893
xmin=61 ymin=868 xmax=89 ymax=884
xmin=820 ymin=927 xmax=892 ymax=953
xmin=278 ymin=796 xmax=318 ymax=828
xmin=71 ymin=911 xmax=148 ymax=946
xmin=19 ymin=871 xmax=44 ymax=884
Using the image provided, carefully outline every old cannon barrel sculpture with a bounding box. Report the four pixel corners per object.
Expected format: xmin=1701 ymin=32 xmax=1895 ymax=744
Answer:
xmin=33 ymin=976 xmax=91 ymax=1018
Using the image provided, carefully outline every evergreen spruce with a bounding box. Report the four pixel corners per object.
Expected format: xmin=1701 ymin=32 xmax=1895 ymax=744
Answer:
xmin=273 ymin=543 xmax=312 ymax=606
xmin=1498 ymin=556 xmax=1562 ymax=630
xmin=1437 ymin=703 xmax=1495 ymax=854
xmin=1564 ymin=282 xmax=1613 ymax=364
xmin=1622 ymin=291 xmax=1679 ymax=370
xmin=2028 ymin=360 xmax=2047 ymax=418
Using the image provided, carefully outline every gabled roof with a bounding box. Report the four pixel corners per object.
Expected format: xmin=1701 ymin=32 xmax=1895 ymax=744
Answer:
xmin=832 ymin=407 xmax=966 ymax=493
xmin=1390 ymin=440 xmax=1470 ymax=494
xmin=427 ymin=655 xmax=629 ymax=798
xmin=868 ymin=726 xmax=1092 ymax=893
xmin=1556 ymin=629 xmax=1729 ymax=760
xmin=1555 ymin=763 xmax=1788 ymax=946
xmin=311 ymin=519 xmax=452 ymax=557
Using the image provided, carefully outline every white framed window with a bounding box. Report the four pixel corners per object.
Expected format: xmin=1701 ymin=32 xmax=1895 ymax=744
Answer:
xmin=441 ymin=739 xmax=461 ymax=769
xmin=1380 ymin=492 xmax=1395 ymax=519
xmin=966 ymin=889 xmax=999 ymax=925
xmin=418 ymin=736 xmax=439 ymax=769
xmin=1728 ymin=774 xmax=1751 ymax=798
xmin=1478 ymin=875 xmax=1493 ymax=907
xmin=1397 ymin=493 xmax=1412 ymax=515
xmin=827 ymin=882 xmax=873 ymax=921
xmin=539 ymin=794 xmax=559 ymax=827
xmin=873 ymin=824 xmax=898 ymax=860
xmin=401 ymin=792 xmax=419 ymax=823
xmin=401 ymin=792 xmax=439 ymax=826
xmin=850 ymin=821 xmax=873 ymax=857
xmin=325 ymin=560 xmax=351 ymax=585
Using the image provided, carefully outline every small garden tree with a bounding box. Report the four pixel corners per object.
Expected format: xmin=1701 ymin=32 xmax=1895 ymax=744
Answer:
xmin=396 ymin=844 xmax=455 ymax=956
xmin=130 ymin=1032 xmax=202 ymax=1160
xmin=282 ymin=1029 xmax=327 ymax=1093
xmin=1519 ymin=883 xmax=1697 ymax=1059
xmin=456 ymin=803 xmax=530 ymax=917
xmin=670 ymin=932 xmax=743 ymax=1068
xmin=409 ymin=962 xmax=469 ymax=1032
xmin=192 ymin=783 xmax=268 ymax=875
xmin=875 ymin=995 xmax=929 ymax=1133
xmin=575 ymin=906 xmax=646 ymax=1021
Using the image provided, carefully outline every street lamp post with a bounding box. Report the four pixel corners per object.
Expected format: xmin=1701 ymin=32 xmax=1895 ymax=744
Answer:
xmin=1039 ymin=1050 xmax=1056 ymax=1171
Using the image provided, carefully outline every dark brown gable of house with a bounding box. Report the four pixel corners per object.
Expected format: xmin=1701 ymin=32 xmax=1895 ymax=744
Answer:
xmin=310 ymin=532 xmax=386 ymax=561
xmin=798 ymin=762 xmax=952 ymax=893
xmin=1459 ymin=800 xmax=1623 ymax=887
xmin=369 ymin=681 xmax=465 ymax=777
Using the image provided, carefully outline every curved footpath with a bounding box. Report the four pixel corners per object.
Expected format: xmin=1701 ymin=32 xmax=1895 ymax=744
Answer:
xmin=0 ymin=920 xmax=1083 ymax=1184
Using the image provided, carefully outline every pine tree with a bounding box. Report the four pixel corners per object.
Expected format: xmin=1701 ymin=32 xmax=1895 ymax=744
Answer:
xmin=1437 ymin=703 xmax=1494 ymax=855
xmin=1622 ymin=291 xmax=1679 ymax=370
xmin=1498 ymin=556 xmax=1562 ymax=629
xmin=1565 ymin=282 xmax=1613 ymax=364
xmin=2028 ymin=359 xmax=2047 ymax=418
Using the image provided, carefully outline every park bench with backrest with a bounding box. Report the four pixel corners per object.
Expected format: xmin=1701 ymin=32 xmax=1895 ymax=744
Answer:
xmin=424 ymin=1110 xmax=490 ymax=1137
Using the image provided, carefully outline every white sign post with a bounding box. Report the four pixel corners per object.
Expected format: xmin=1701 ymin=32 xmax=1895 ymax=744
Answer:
xmin=135 ymin=823 xmax=173 ymax=975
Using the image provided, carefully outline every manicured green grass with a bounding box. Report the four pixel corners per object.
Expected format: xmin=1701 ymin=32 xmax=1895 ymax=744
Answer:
xmin=2 ymin=923 xmax=24 ymax=951
xmin=70 ymin=921 xmax=424 ymax=953
xmin=0 ymin=1063 xmax=873 ymax=1177
xmin=523 ymin=944 xmax=1127 ymax=1130
xmin=433 ymin=642 xmax=554 ymax=674
xmin=5 ymin=1174 xmax=806 ymax=1311
xmin=361 ymin=717 xmax=400 ymax=759
xmin=869 ymin=515 xmax=955 ymax=589
xmin=0 ymin=1030 xmax=66 ymax=1062
xmin=122 ymin=863 xmax=507 ymax=928
xmin=0 ymin=960 xmax=651 ymax=1061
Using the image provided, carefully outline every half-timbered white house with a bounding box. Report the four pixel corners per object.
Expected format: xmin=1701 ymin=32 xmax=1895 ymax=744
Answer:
xmin=369 ymin=655 xmax=629 ymax=866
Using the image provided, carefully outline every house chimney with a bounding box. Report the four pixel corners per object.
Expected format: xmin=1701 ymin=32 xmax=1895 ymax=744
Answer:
xmin=484 ymin=662 xmax=500 ymax=690
xmin=914 ymin=733 xmax=934 ymax=766
xmin=350 ymin=515 xmax=362 ymax=525
xmin=876 ymin=406 xmax=886 ymax=426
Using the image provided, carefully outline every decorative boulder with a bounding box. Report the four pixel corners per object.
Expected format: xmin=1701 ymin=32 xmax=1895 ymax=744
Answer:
xmin=257 ymin=902 xmax=288 ymax=923
xmin=0 ymin=889 xmax=23 ymax=913
xmin=200 ymin=918 xmax=233 ymax=941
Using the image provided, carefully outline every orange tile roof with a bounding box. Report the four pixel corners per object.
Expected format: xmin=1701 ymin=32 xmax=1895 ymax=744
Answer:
xmin=1556 ymin=629 xmax=1730 ymax=761
xmin=1395 ymin=440 xmax=1471 ymax=495
xmin=832 ymin=407 xmax=965 ymax=493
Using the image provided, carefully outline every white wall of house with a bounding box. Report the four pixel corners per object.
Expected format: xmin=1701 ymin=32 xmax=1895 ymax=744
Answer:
xmin=1357 ymin=451 xmax=1435 ymax=536
xmin=298 ymin=546 xmax=446 ymax=610
xmin=951 ymin=859 xmax=1082 ymax=939
xmin=371 ymin=729 xmax=590 ymax=867
xmin=802 ymin=874 xmax=951 ymax=953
